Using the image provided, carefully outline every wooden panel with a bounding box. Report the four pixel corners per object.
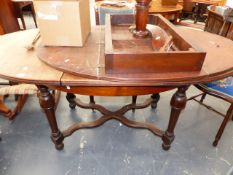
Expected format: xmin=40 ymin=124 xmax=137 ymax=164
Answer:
xmin=226 ymin=23 xmax=233 ymax=40
xmin=205 ymin=9 xmax=224 ymax=34
xmin=0 ymin=24 xmax=4 ymax=35
xmin=205 ymin=6 xmax=233 ymax=38
xmin=0 ymin=0 xmax=20 ymax=34
xmin=105 ymin=14 xmax=206 ymax=74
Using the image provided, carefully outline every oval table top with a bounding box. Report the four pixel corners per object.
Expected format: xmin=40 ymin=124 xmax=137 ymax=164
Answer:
xmin=0 ymin=27 xmax=233 ymax=87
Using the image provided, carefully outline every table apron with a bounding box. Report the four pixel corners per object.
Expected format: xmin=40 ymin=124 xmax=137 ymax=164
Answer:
xmin=49 ymin=85 xmax=174 ymax=96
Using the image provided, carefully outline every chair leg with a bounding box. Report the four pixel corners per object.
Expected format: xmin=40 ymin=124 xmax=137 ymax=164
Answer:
xmin=15 ymin=95 xmax=28 ymax=113
xmin=0 ymin=94 xmax=29 ymax=120
xmin=0 ymin=96 xmax=12 ymax=117
xmin=213 ymin=104 xmax=233 ymax=146
xmin=30 ymin=4 xmax=37 ymax=27
xmin=20 ymin=13 xmax=26 ymax=30
xmin=200 ymin=93 xmax=207 ymax=103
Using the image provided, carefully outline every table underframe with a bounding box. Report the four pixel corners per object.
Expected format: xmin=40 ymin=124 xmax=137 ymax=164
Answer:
xmin=36 ymin=85 xmax=189 ymax=151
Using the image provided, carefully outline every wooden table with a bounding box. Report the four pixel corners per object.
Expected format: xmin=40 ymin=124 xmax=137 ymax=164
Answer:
xmin=0 ymin=27 xmax=233 ymax=151
xmin=95 ymin=0 xmax=183 ymax=24
xmin=191 ymin=0 xmax=221 ymax=23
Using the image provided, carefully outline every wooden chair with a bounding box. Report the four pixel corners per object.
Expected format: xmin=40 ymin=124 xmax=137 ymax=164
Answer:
xmin=0 ymin=84 xmax=38 ymax=120
xmin=188 ymin=77 xmax=233 ymax=146
xmin=0 ymin=84 xmax=60 ymax=120
xmin=11 ymin=0 xmax=37 ymax=30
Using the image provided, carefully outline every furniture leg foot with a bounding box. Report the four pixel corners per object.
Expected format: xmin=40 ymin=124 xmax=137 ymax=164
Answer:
xmin=37 ymin=85 xmax=64 ymax=150
xmin=151 ymin=94 xmax=160 ymax=109
xmin=162 ymin=131 xmax=174 ymax=150
xmin=200 ymin=93 xmax=206 ymax=102
xmin=162 ymin=86 xmax=189 ymax=150
xmin=213 ymin=104 xmax=233 ymax=146
xmin=51 ymin=131 xmax=64 ymax=150
xmin=212 ymin=139 xmax=218 ymax=147
xmin=66 ymin=93 xmax=76 ymax=109
xmin=89 ymin=96 xmax=95 ymax=111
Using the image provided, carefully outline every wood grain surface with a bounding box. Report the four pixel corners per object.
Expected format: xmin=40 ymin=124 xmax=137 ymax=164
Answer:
xmin=0 ymin=29 xmax=62 ymax=85
xmin=0 ymin=27 xmax=233 ymax=86
xmin=37 ymin=26 xmax=233 ymax=84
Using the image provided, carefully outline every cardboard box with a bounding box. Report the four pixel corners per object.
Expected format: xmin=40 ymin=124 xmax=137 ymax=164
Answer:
xmin=33 ymin=0 xmax=91 ymax=47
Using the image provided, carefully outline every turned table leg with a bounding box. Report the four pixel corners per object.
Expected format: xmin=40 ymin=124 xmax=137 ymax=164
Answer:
xmin=162 ymin=86 xmax=189 ymax=150
xmin=37 ymin=85 xmax=64 ymax=150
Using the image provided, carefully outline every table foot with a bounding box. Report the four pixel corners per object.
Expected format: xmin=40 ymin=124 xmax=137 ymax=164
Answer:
xmin=151 ymin=94 xmax=160 ymax=109
xmin=51 ymin=131 xmax=64 ymax=150
xmin=66 ymin=93 xmax=76 ymax=109
xmin=89 ymin=96 xmax=96 ymax=111
xmin=162 ymin=86 xmax=189 ymax=150
xmin=37 ymin=85 xmax=64 ymax=150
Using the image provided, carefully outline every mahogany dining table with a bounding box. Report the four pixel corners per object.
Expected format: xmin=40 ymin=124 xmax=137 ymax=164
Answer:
xmin=0 ymin=26 xmax=233 ymax=151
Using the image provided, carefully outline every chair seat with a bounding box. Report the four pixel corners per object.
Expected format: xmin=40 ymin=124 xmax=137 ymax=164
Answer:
xmin=0 ymin=84 xmax=37 ymax=95
xmin=99 ymin=6 xmax=134 ymax=25
xmin=205 ymin=77 xmax=233 ymax=98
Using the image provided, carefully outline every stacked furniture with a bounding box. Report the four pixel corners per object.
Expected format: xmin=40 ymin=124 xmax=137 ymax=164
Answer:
xmin=205 ymin=5 xmax=233 ymax=40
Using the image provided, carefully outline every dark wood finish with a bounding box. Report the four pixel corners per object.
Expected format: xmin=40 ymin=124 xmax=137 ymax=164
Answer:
xmin=151 ymin=93 xmax=160 ymax=109
xmin=37 ymin=26 xmax=233 ymax=83
xmin=105 ymin=14 xmax=205 ymax=74
xmin=0 ymin=28 xmax=233 ymax=150
xmin=0 ymin=0 xmax=20 ymax=34
xmin=133 ymin=0 xmax=151 ymax=37
xmin=49 ymin=85 xmax=188 ymax=152
xmin=162 ymin=86 xmax=189 ymax=150
xmin=66 ymin=93 xmax=77 ymax=109
xmin=57 ymin=86 xmax=173 ymax=96
xmin=37 ymin=85 xmax=64 ymax=150
xmin=62 ymin=91 xmax=165 ymax=138
xmin=213 ymin=104 xmax=233 ymax=146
